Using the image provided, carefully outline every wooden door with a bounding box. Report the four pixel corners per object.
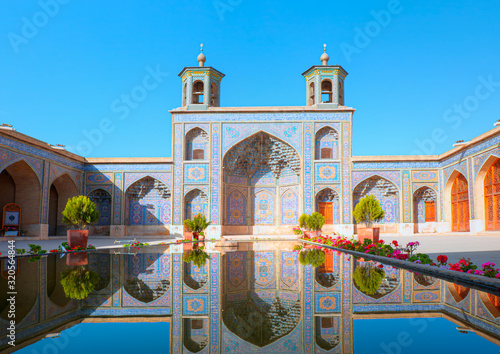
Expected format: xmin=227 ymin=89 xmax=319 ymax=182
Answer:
xmin=451 ymin=174 xmax=470 ymax=232
xmin=318 ymin=202 xmax=333 ymax=225
xmin=485 ymin=159 xmax=500 ymax=230
xmin=425 ymin=201 xmax=436 ymax=222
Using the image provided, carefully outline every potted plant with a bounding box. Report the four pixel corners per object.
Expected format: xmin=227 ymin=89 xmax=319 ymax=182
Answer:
xmin=353 ymin=264 xmax=385 ymax=295
xmin=62 ymin=196 xmax=100 ymax=249
xmin=183 ymin=247 xmax=211 ymax=268
xmin=60 ymin=266 xmax=100 ymax=300
xmin=306 ymin=212 xmax=325 ymax=237
xmin=183 ymin=213 xmax=211 ymax=242
xmin=353 ymin=195 xmax=385 ymax=243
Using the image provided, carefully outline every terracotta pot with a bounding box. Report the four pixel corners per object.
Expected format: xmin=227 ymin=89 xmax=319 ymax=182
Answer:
xmin=66 ymin=252 xmax=88 ymax=266
xmin=183 ymin=242 xmax=193 ymax=251
xmin=357 ymin=227 xmax=380 ymax=244
xmin=67 ymin=230 xmax=89 ymax=249
xmin=192 ymin=232 xmax=199 ymax=241
xmin=184 ymin=232 xmax=193 ymax=241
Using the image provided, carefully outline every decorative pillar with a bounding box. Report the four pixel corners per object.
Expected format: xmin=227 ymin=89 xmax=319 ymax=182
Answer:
xmin=204 ymin=73 xmax=211 ymax=105
xmin=333 ymin=70 xmax=340 ymax=105
xmin=40 ymin=160 xmax=50 ymax=239
xmin=186 ymin=75 xmax=193 ymax=105
xmin=111 ymin=172 xmax=124 ymax=237
xmin=314 ymin=73 xmax=321 ymax=104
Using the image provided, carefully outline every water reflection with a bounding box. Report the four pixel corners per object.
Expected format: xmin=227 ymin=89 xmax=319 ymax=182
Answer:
xmin=0 ymin=242 xmax=499 ymax=353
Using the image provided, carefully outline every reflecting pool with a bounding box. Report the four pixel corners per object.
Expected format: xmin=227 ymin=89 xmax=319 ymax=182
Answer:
xmin=1 ymin=241 xmax=499 ymax=353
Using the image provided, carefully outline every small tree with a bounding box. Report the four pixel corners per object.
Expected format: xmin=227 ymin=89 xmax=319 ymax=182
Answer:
xmin=183 ymin=247 xmax=211 ymax=268
xmin=306 ymin=212 xmax=325 ymax=231
xmin=353 ymin=265 xmax=385 ymax=295
xmin=62 ymin=196 xmax=100 ymax=230
xmin=298 ymin=214 xmax=309 ymax=230
xmin=183 ymin=213 xmax=211 ymax=235
xmin=353 ymin=195 xmax=385 ymax=228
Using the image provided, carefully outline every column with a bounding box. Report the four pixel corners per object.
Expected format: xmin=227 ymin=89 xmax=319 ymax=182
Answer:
xmin=333 ymin=70 xmax=340 ymax=105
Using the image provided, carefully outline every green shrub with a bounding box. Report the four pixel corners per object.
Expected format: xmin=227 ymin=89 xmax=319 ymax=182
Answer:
xmin=62 ymin=196 xmax=100 ymax=230
xmin=183 ymin=213 xmax=211 ymax=234
xmin=183 ymin=248 xmax=211 ymax=268
xmin=298 ymin=214 xmax=309 ymax=230
xmin=353 ymin=265 xmax=385 ymax=295
xmin=353 ymin=195 xmax=385 ymax=227
xmin=306 ymin=212 xmax=325 ymax=231
xmin=61 ymin=266 xmax=100 ymax=300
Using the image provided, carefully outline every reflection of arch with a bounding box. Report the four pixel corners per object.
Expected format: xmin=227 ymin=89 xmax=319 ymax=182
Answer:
xmin=222 ymin=250 xmax=301 ymax=348
xmin=185 ymin=188 xmax=208 ymax=220
xmin=0 ymin=258 xmax=39 ymax=323
xmin=47 ymin=256 xmax=71 ymax=308
xmin=353 ymin=176 xmax=399 ymax=224
xmin=88 ymin=188 xmax=112 ymax=226
xmin=315 ymin=316 xmax=340 ymax=351
xmin=413 ymin=186 xmax=437 ymax=226
xmin=446 ymin=282 xmax=470 ymax=303
xmin=49 ymin=173 xmax=79 ymax=236
xmin=125 ymin=177 xmax=171 ymax=226
xmin=476 ymin=156 xmax=500 ymax=230
xmin=185 ymin=127 xmax=209 ymax=161
xmin=184 ymin=262 xmax=208 ymax=291
xmin=184 ymin=318 xmax=208 ymax=352
xmin=315 ymin=253 xmax=339 ymax=289
xmin=0 ymin=160 xmax=41 ymax=235
xmin=478 ymin=292 xmax=500 ymax=318
xmin=315 ymin=126 xmax=339 ymax=160
xmin=315 ymin=188 xmax=339 ymax=225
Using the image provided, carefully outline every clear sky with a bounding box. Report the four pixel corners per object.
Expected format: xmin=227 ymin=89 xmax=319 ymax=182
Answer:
xmin=2 ymin=0 xmax=500 ymax=158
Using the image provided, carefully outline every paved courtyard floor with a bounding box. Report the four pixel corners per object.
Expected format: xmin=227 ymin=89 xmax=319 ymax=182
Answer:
xmin=1 ymin=234 xmax=499 ymax=267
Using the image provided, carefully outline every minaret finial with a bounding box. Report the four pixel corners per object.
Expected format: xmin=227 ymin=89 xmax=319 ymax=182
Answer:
xmin=320 ymin=43 xmax=329 ymax=66
xmin=197 ymin=43 xmax=206 ymax=67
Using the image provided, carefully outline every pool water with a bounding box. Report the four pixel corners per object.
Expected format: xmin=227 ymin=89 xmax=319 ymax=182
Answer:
xmin=1 ymin=241 xmax=499 ymax=353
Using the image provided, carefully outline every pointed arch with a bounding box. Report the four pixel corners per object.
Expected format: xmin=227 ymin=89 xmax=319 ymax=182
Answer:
xmin=413 ymin=186 xmax=437 ymax=232
xmin=353 ymin=175 xmax=400 ymax=224
xmin=444 ymin=171 xmax=470 ymax=232
xmin=185 ymin=127 xmax=209 ymax=161
xmin=475 ymin=155 xmax=500 ymax=230
xmin=184 ymin=188 xmax=208 ymax=220
xmin=49 ymin=173 xmax=79 ymax=235
xmin=315 ymin=126 xmax=339 ymax=160
xmin=125 ymin=176 xmax=171 ymax=226
xmin=315 ymin=187 xmax=340 ymax=225
xmin=87 ymin=188 xmax=112 ymax=227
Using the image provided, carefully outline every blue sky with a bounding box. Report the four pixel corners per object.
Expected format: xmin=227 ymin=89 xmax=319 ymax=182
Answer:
xmin=2 ymin=0 xmax=500 ymax=157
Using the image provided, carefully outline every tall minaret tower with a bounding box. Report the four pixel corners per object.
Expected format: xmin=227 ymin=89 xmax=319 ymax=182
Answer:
xmin=178 ymin=44 xmax=225 ymax=110
xmin=302 ymin=44 xmax=348 ymax=107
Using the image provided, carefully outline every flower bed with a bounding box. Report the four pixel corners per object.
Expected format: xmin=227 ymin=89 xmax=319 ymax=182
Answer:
xmin=301 ymin=234 xmax=500 ymax=280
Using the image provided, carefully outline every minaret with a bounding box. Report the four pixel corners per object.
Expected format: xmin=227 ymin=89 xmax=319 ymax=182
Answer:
xmin=302 ymin=44 xmax=348 ymax=107
xmin=178 ymin=44 xmax=225 ymax=109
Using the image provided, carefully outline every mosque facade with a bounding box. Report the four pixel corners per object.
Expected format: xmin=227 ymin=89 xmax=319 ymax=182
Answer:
xmin=1 ymin=47 xmax=500 ymax=239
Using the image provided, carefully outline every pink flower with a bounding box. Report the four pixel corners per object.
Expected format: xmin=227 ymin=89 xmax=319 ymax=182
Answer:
xmin=474 ymin=270 xmax=484 ymax=275
xmin=467 ymin=269 xmax=474 ymax=274
xmin=496 ymin=273 xmax=500 ymax=279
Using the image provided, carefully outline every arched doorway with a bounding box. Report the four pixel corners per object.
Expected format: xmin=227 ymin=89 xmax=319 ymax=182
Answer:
xmin=413 ymin=187 xmax=437 ymax=233
xmin=0 ymin=160 xmax=41 ymax=236
xmin=353 ymin=176 xmax=399 ymax=226
xmin=184 ymin=189 xmax=209 ymax=220
xmin=222 ymin=132 xmax=301 ymax=233
xmin=451 ymin=173 xmax=470 ymax=232
xmin=484 ymin=158 xmax=500 ymax=230
xmin=49 ymin=174 xmax=79 ymax=236
xmin=88 ymin=188 xmax=112 ymax=235
xmin=315 ymin=188 xmax=339 ymax=225
xmin=125 ymin=177 xmax=171 ymax=226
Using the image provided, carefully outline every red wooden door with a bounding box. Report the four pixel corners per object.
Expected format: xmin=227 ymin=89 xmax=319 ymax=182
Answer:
xmin=318 ymin=202 xmax=333 ymax=225
xmin=485 ymin=159 xmax=500 ymax=230
xmin=425 ymin=201 xmax=436 ymax=222
xmin=451 ymin=174 xmax=470 ymax=232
